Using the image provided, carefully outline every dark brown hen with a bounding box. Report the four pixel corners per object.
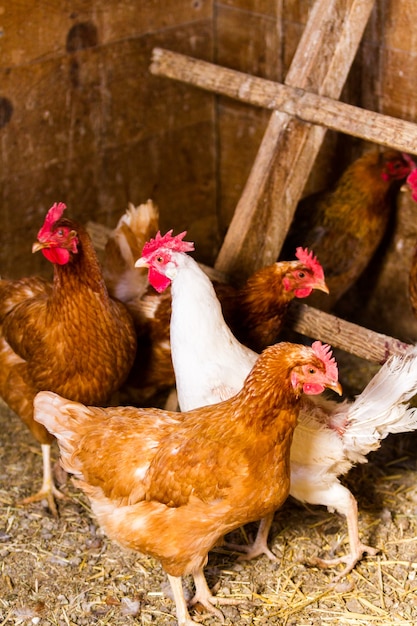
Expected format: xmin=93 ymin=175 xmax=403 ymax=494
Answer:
xmin=281 ymin=149 xmax=412 ymax=311
xmin=0 ymin=202 xmax=136 ymax=513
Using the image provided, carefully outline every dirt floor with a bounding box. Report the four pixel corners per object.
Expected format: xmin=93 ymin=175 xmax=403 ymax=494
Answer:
xmin=1 ymin=354 xmax=417 ymax=626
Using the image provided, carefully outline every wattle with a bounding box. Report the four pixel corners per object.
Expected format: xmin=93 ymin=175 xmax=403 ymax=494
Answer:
xmin=42 ymin=248 xmax=70 ymax=265
xmin=149 ymin=267 xmax=171 ymax=293
xmin=294 ymin=287 xmax=312 ymax=298
xmin=302 ymin=382 xmax=325 ymax=395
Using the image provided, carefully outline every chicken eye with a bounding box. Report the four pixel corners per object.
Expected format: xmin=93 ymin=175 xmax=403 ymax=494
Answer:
xmin=156 ymin=256 xmax=163 ymax=263
xmin=297 ymin=271 xmax=305 ymax=279
xmin=308 ymin=368 xmax=316 ymax=375
xmin=56 ymin=228 xmax=64 ymax=237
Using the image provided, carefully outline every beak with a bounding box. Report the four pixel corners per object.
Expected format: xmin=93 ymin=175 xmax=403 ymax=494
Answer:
xmin=316 ymin=280 xmax=329 ymax=295
xmin=32 ymin=241 xmax=47 ymax=253
xmin=135 ymin=257 xmax=149 ymax=269
xmin=327 ymin=380 xmax=343 ymax=396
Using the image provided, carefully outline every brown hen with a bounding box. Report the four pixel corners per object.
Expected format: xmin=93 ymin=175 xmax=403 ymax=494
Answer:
xmin=34 ymin=340 xmax=341 ymax=626
xmin=281 ymin=149 xmax=412 ymax=311
xmin=0 ymin=202 xmax=136 ymax=513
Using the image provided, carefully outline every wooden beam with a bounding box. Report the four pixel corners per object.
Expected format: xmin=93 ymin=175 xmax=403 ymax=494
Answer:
xmin=151 ymin=49 xmax=417 ymax=157
xmin=216 ymin=0 xmax=378 ymax=280
xmin=151 ymin=0 xmax=376 ymax=281
xmin=287 ymin=304 xmax=411 ymax=364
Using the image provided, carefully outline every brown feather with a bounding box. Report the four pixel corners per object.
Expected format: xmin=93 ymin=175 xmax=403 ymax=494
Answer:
xmin=0 ymin=215 xmax=137 ymax=450
xmin=35 ymin=342 xmax=334 ymax=577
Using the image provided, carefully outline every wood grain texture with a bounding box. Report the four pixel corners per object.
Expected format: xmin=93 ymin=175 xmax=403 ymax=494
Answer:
xmin=287 ymin=303 xmax=412 ymax=364
xmin=0 ymin=14 xmax=217 ymax=277
xmin=212 ymin=0 xmax=377 ymax=281
xmin=150 ymin=48 xmax=417 ymax=156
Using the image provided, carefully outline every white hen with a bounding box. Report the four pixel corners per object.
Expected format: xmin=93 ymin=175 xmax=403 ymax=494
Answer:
xmin=136 ymin=230 xmax=256 ymax=412
xmin=136 ymin=230 xmax=417 ymax=578
xmin=168 ymin=255 xmax=256 ymax=412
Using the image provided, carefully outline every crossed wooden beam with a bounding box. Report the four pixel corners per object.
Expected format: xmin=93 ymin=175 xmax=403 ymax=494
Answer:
xmin=149 ymin=0 xmax=417 ymax=364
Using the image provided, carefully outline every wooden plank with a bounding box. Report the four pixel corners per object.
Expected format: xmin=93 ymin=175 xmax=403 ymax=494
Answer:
xmin=207 ymin=0 xmax=376 ymax=281
xmin=150 ymin=48 xmax=417 ymax=156
xmin=287 ymin=303 xmax=412 ymax=364
xmin=215 ymin=4 xmax=282 ymax=82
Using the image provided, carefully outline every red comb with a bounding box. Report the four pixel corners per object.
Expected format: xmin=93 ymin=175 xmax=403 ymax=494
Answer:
xmin=404 ymin=153 xmax=417 ymax=204
xmin=312 ymin=341 xmax=338 ymax=380
xmin=402 ymin=153 xmax=417 ymax=202
xmin=295 ymin=247 xmax=325 ymax=280
xmin=141 ymin=230 xmax=195 ymax=257
xmin=407 ymin=169 xmax=417 ymax=202
xmin=37 ymin=202 xmax=67 ymax=241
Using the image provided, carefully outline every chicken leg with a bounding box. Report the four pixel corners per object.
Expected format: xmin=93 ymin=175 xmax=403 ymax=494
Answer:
xmin=225 ymin=512 xmax=277 ymax=561
xmin=311 ymin=483 xmax=378 ymax=580
xmin=228 ymin=481 xmax=378 ymax=580
xmin=20 ymin=443 xmax=66 ymax=516
xmin=167 ymin=575 xmax=199 ymax=626
xmin=167 ymin=569 xmax=242 ymax=626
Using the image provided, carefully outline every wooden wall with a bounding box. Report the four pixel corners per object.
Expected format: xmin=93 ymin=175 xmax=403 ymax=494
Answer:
xmin=214 ymin=0 xmax=417 ymax=220
xmin=213 ymin=0 xmax=417 ymax=342
xmin=1 ymin=0 xmax=417 ymax=340
xmin=0 ymin=0 xmax=216 ymax=277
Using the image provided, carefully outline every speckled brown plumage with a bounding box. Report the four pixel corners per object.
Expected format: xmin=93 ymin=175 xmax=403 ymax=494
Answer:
xmin=281 ymin=149 xmax=412 ymax=310
xmin=34 ymin=341 xmax=340 ymax=624
xmin=0 ymin=206 xmax=136 ymax=510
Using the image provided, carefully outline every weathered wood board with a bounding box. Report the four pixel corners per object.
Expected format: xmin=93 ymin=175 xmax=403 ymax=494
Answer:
xmin=0 ymin=2 xmax=217 ymax=278
xmin=214 ymin=0 xmax=377 ymax=280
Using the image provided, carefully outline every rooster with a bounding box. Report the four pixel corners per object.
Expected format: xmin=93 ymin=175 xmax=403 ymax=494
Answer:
xmin=281 ymin=149 xmax=413 ymax=311
xmin=0 ymin=202 xmax=137 ymax=514
xmin=137 ymin=230 xmax=417 ymax=577
xmin=34 ymin=340 xmax=341 ymax=626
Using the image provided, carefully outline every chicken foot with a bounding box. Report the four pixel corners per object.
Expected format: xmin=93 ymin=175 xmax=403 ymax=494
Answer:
xmin=167 ymin=574 xmax=200 ymax=626
xmin=224 ymin=513 xmax=277 ymax=561
xmin=309 ymin=484 xmax=379 ymax=581
xmin=167 ymin=569 xmax=241 ymax=626
xmin=191 ymin=569 xmax=244 ymax=617
xmin=20 ymin=443 xmax=67 ymax=516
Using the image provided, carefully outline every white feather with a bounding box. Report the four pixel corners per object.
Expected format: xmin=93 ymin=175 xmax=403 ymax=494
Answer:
xmin=291 ymin=347 xmax=417 ymax=491
xmin=340 ymin=346 xmax=417 ymax=462
xmin=163 ymin=246 xmax=417 ymax=571
xmin=168 ymin=252 xmax=257 ymax=412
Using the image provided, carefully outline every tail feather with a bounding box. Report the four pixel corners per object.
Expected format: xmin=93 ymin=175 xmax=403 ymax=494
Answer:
xmin=103 ymin=200 xmax=159 ymax=303
xmin=33 ymin=391 xmax=90 ymax=477
xmin=337 ymin=346 xmax=417 ymax=461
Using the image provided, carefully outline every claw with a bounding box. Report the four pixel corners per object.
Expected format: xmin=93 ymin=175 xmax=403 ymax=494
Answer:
xmin=312 ymin=543 xmax=379 ymax=581
xmin=20 ymin=483 xmax=67 ymax=517
xmin=19 ymin=443 xmax=68 ymax=516
xmin=190 ymin=569 xmax=246 ymax=623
